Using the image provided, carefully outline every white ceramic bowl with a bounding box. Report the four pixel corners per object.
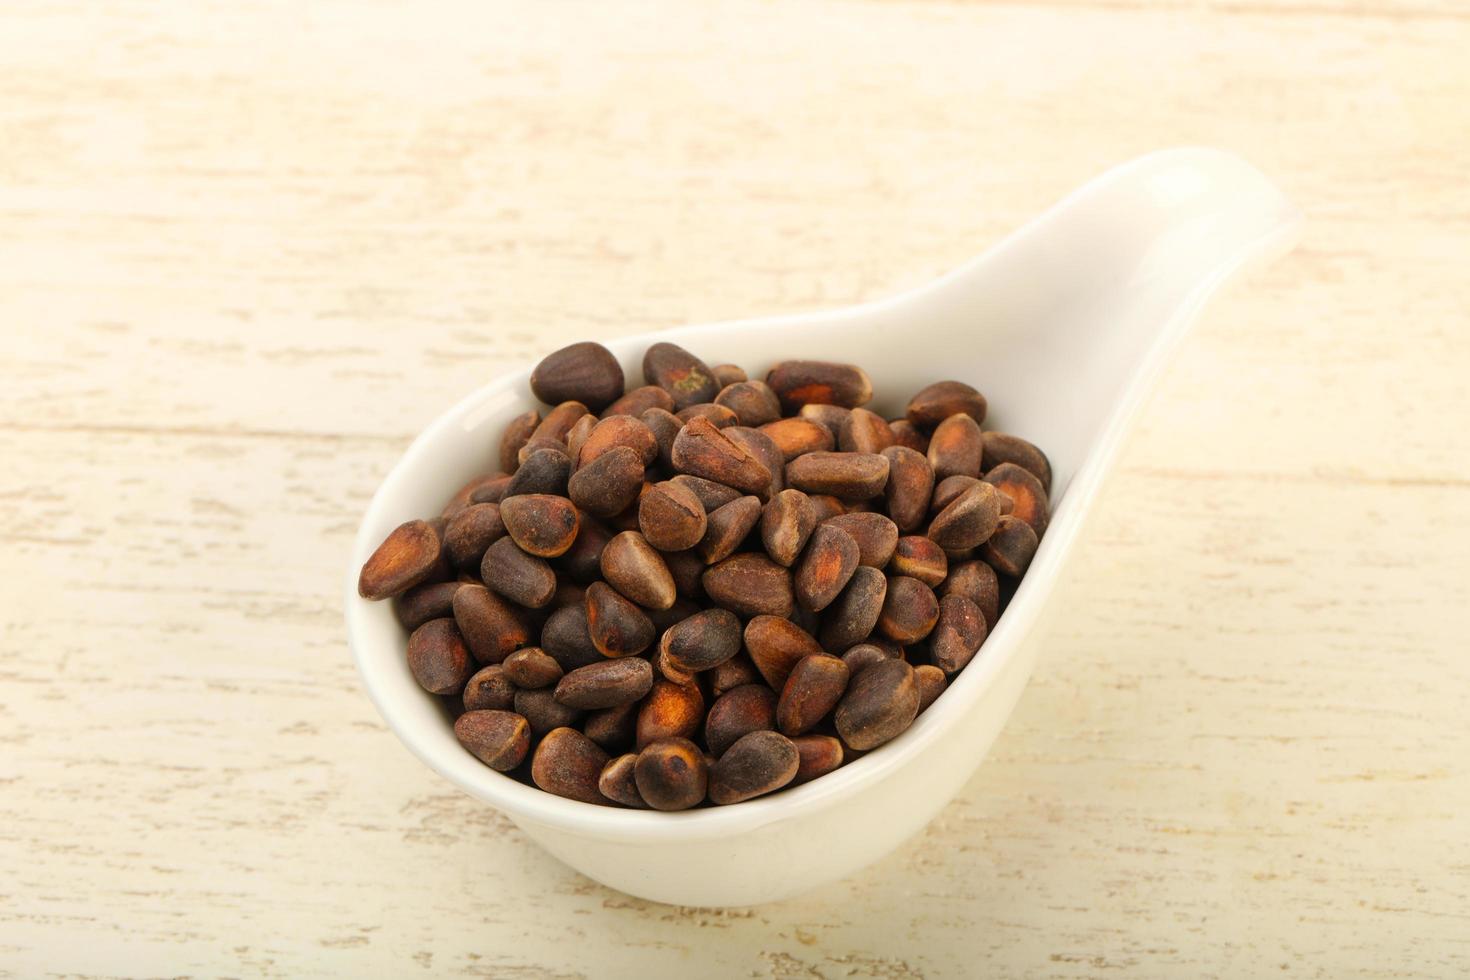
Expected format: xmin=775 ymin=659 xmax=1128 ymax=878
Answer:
xmin=345 ymin=148 xmax=1300 ymax=907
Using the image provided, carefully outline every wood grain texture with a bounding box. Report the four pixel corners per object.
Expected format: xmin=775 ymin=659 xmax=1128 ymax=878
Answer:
xmin=3 ymin=0 xmax=1468 ymax=976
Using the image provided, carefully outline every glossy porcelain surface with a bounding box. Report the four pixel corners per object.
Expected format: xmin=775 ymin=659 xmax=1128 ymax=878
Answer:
xmin=345 ymin=148 xmax=1301 ymax=906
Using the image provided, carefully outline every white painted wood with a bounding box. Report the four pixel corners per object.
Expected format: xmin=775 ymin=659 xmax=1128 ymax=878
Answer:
xmin=3 ymin=0 xmax=1467 ymax=975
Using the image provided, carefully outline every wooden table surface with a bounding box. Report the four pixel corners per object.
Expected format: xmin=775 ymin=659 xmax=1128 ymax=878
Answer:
xmin=4 ymin=1 xmax=1468 ymax=977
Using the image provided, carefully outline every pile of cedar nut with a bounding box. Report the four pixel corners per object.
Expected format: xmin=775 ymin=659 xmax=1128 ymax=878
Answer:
xmin=357 ymin=341 xmax=1051 ymax=810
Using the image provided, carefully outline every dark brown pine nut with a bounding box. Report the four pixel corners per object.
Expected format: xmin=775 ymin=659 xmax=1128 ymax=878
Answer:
xmin=981 ymin=514 xmax=1039 ymax=577
xmin=600 ymin=531 xmax=677 ymax=610
xmin=930 ymin=594 xmax=987 ymax=673
xmin=906 ymin=380 xmax=987 ymax=429
xmin=765 ymin=361 xmax=873 ymax=412
xmin=634 ymin=738 xmax=708 ymax=810
xmin=926 ymin=413 xmax=984 ymax=480
xmin=877 ymin=576 xmax=940 ymax=644
xmin=642 ymin=342 xmax=721 ymax=410
xmin=359 ymin=519 xmax=442 ymax=600
xmin=531 ymin=341 xmax=625 ymax=412
xmin=455 ymin=710 xmax=532 ymax=771
xmin=743 ymin=615 xmax=823 ymax=690
xmin=760 ymin=488 xmax=817 ymax=567
xmin=499 ymin=410 xmax=542 ymax=473
xmin=834 ymin=658 xmax=919 ymax=750
xmin=531 ymin=727 xmax=609 ymax=803
xmin=709 ymin=730 xmax=800 ymax=804
xmin=704 ymin=683 xmax=778 ymax=758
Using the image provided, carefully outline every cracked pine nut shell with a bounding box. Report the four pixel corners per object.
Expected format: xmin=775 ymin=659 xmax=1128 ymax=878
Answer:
xmin=638 ymin=480 xmax=707 ymax=552
xmin=670 ymin=416 xmax=772 ymax=495
xmin=359 ymin=519 xmax=443 ymax=600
